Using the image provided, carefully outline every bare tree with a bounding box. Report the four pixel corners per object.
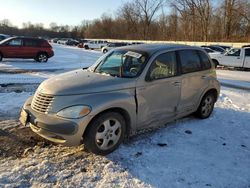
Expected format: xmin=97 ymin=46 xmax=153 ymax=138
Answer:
xmin=172 ymin=0 xmax=212 ymax=41
xmin=119 ymin=0 xmax=165 ymax=39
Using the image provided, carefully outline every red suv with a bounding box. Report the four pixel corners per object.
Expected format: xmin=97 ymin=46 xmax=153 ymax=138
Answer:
xmin=0 ymin=37 xmax=54 ymax=62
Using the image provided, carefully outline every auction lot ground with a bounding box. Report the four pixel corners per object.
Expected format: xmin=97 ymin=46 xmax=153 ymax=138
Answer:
xmin=0 ymin=44 xmax=249 ymax=188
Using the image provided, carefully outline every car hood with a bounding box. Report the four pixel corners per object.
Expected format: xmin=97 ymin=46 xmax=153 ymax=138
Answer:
xmin=37 ymin=69 xmax=136 ymax=95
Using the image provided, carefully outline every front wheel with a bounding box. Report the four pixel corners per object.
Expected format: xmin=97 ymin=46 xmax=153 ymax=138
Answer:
xmin=36 ymin=53 xmax=48 ymax=62
xmin=83 ymin=112 xmax=126 ymax=155
xmin=196 ymin=92 xmax=215 ymax=119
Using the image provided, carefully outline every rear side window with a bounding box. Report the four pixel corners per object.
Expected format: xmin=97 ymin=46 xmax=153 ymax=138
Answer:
xmin=148 ymin=51 xmax=177 ymax=80
xmin=245 ymin=49 xmax=250 ymax=56
xmin=179 ymin=50 xmax=202 ymax=74
xmin=198 ymin=51 xmax=212 ymax=70
xmin=24 ymin=39 xmax=39 ymax=47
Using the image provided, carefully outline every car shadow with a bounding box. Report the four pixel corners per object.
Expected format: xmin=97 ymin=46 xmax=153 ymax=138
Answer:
xmin=106 ymin=107 xmax=250 ymax=187
xmin=1 ymin=59 xmax=37 ymax=63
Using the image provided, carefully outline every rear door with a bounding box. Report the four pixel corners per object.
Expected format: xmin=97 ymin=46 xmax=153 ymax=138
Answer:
xmin=177 ymin=49 xmax=210 ymax=112
xmin=136 ymin=51 xmax=181 ymax=129
xmin=23 ymin=39 xmax=40 ymax=58
xmin=2 ymin=38 xmax=23 ymax=58
xmin=243 ymin=48 xmax=250 ymax=68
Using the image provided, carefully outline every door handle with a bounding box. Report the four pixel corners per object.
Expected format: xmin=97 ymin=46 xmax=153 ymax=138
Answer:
xmin=201 ymin=76 xmax=208 ymax=79
xmin=138 ymin=87 xmax=146 ymax=91
xmin=172 ymin=81 xmax=181 ymax=86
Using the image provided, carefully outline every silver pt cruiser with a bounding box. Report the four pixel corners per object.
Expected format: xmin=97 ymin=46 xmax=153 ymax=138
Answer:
xmin=20 ymin=44 xmax=220 ymax=155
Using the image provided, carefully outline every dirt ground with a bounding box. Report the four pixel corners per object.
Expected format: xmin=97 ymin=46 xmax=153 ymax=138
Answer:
xmin=0 ymin=120 xmax=52 ymax=159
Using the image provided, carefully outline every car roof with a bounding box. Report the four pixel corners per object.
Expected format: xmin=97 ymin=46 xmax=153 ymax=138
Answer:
xmin=118 ymin=43 xmax=201 ymax=56
xmin=8 ymin=36 xmax=45 ymax=41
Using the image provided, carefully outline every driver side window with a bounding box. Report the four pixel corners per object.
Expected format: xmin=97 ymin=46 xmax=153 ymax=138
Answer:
xmin=149 ymin=51 xmax=177 ymax=80
xmin=7 ymin=39 xmax=22 ymax=46
xmin=227 ymin=49 xmax=241 ymax=56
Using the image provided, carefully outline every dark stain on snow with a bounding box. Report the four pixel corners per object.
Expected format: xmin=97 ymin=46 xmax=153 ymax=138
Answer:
xmin=135 ymin=152 xmax=142 ymax=157
xmin=185 ymin=130 xmax=192 ymax=134
xmin=157 ymin=143 xmax=167 ymax=147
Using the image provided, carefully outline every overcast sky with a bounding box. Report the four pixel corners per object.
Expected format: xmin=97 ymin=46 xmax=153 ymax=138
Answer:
xmin=0 ymin=0 xmax=129 ymax=28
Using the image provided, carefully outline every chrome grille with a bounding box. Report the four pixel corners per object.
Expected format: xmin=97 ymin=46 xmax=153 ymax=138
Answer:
xmin=31 ymin=92 xmax=54 ymax=113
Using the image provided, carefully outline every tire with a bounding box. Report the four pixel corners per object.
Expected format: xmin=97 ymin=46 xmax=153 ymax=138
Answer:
xmin=0 ymin=53 xmax=2 ymax=62
xmin=83 ymin=112 xmax=126 ymax=155
xmin=195 ymin=92 xmax=215 ymax=119
xmin=36 ymin=53 xmax=48 ymax=63
xmin=212 ymin=59 xmax=219 ymax=68
xmin=103 ymin=49 xmax=108 ymax=53
xmin=84 ymin=45 xmax=89 ymax=49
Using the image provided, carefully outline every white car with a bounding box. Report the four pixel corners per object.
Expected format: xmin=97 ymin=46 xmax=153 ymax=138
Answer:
xmin=211 ymin=47 xmax=250 ymax=68
xmin=101 ymin=43 xmax=128 ymax=53
xmin=84 ymin=40 xmax=108 ymax=49
xmin=202 ymin=47 xmax=221 ymax=59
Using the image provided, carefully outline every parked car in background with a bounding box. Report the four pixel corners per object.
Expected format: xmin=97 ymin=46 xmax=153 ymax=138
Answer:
xmin=84 ymin=40 xmax=108 ymax=49
xmin=0 ymin=34 xmax=10 ymax=41
xmin=210 ymin=46 xmax=250 ymax=68
xmin=101 ymin=42 xmax=128 ymax=53
xmin=57 ymin=38 xmax=69 ymax=45
xmin=215 ymin=45 xmax=231 ymax=51
xmin=66 ymin=39 xmax=79 ymax=46
xmin=202 ymin=47 xmax=221 ymax=57
xmin=0 ymin=37 xmax=54 ymax=62
xmin=78 ymin=39 xmax=89 ymax=48
xmin=201 ymin=45 xmax=226 ymax=53
xmin=51 ymin=38 xmax=60 ymax=43
xmin=20 ymin=44 xmax=220 ymax=155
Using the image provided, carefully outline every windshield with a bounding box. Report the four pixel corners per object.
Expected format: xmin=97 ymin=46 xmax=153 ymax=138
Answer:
xmin=92 ymin=50 xmax=148 ymax=78
xmin=0 ymin=37 xmax=10 ymax=44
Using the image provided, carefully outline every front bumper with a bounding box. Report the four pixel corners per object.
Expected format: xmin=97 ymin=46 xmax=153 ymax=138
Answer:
xmin=20 ymin=97 xmax=91 ymax=146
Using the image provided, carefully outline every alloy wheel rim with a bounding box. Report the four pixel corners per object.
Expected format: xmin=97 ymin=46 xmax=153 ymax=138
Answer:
xmin=38 ymin=54 xmax=47 ymax=62
xmin=201 ymin=95 xmax=213 ymax=116
xmin=95 ymin=118 xmax=121 ymax=150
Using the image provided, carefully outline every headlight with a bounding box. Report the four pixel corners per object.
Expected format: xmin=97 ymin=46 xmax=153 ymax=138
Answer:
xmin=57 ymin=105 xmax=91 ymax=119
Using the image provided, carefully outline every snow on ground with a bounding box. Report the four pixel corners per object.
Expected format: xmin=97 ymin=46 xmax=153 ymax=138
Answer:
xmin=0 ymin=44 xmax=102 ymax=72
xmin=0 ymin=73 xmax=48 ymax=84
xmin=0 ymin=44 xmax=250 ymax=187
xmin=217 ymin=70 xmax=250 ymax=90
xmin=216 ymin=70 xmax=250 ymax=82
xmin=0 ymin=92 xmax=33 ymax=119
xmin=0 ymin=87 xmax=249 ymax=188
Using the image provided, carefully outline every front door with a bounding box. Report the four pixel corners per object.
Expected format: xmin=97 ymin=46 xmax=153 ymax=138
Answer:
xmin=220 ymin=48 xmax=243 ymax=67
xmin=136 ymin=51 xmax=181 ymax=129
xmin=2 ymin=38 xmax=23 ymax=58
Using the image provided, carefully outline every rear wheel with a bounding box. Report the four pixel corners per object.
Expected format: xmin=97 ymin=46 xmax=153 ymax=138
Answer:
xmin=36 ymin=53 xmax=48 ymax=62
xmin=212 ymin=59 xmax=219 ymax=68
xmin=196 ymin=92 xmax=215 ymax=119
xmin=83 ymin=112 xmax=126 ymax=155
xmin=103 ymin=49 xmax=108 ymax=53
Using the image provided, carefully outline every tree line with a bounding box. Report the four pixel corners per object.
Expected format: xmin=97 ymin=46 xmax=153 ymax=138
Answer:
xmin=1 ymin=0 xmax=250 ymax=42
